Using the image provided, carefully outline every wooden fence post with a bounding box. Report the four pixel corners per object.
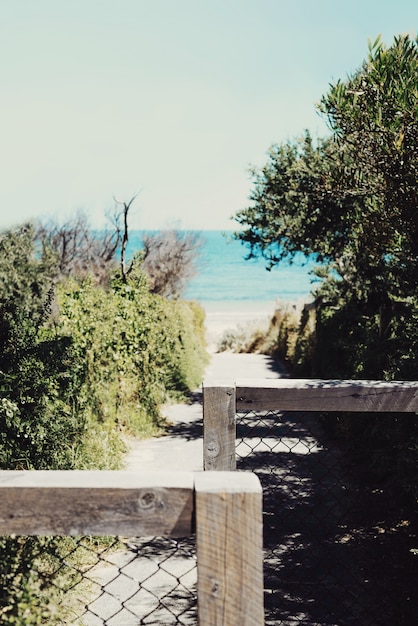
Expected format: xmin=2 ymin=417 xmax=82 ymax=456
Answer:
xmin=203 ymin=384 xmax=236 ymax=471
xmin=194 ymin=471 xmax=264 ymax=626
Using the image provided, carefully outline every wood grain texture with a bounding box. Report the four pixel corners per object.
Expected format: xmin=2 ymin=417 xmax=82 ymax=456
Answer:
xmin=195 ymin=471 xmax=264 ymax=626
xmin=203 ymin=385 xmax=236 ymax=470
xmin=0 ymin=471 xmax=194 ymax=536
xmin=235 ymin=379 xmax=418 ymax=413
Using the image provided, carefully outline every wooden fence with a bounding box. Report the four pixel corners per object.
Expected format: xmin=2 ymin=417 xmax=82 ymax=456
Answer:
xmin=0 ymin=470 xmax=264 ymax=626
xmin=203 ymin=378 xmax=418 ymax=470
xmin=202 ymin=378 xmax=418 ymax=623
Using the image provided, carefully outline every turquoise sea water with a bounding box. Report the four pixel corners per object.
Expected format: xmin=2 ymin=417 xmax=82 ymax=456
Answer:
xmin=129 ymin=230 xmax=316 ymax=305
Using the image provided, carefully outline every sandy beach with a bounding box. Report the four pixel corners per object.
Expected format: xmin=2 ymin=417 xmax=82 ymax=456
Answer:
xmin=200 ymin=298 xmax=310 ymax=352
xmin=201 ymin=299 xmax=279 ymax=352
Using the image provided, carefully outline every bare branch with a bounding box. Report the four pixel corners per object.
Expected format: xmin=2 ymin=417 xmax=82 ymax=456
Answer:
xmin=34 ymin=209 xmax=122 ymax=285
xmin=112 ymin=194 xmax=140 ymax=284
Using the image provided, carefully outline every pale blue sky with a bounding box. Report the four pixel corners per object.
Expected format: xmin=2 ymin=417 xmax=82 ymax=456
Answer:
xmin=0 ymin=0 xmax=416 ymax=231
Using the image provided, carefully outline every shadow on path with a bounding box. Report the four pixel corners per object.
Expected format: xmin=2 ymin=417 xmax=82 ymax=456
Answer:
xmin=122 ymin=352 xmax=417 ymax=624
xmin=162 ymin=352 xmax=285 ymax=443
xmin=237 ymin=409 xmax=418 ymax=626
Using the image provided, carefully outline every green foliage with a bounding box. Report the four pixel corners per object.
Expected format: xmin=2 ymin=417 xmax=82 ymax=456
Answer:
xmin=160 ymin=298 xmax=209 ymax=393
xmin=0 ymin=224 xmax=57 ymax=326
xmin=0 ymin=537 xmax=67 ymax=625
xmin=235 ymin=34 xmax=417 ymax=311
xmin=233 ymin=34 xmax=418 ymax=507
xmin=0 ymin=223 xmax=208 ymax=466
xmin=0 ymin=536 xmax=118 ymax=624
xmin=318 ymin=34 xmax=418 ymax=301
xmin=0 ymin=226 xmax=87 ymax=470
xmin=234 ymin=34 xmax=418 ymax=379
xmin=234 ymin=132 xmax=339 ymax=266
xmin=0 ymin=224 xmax=208 ymax=623
xmin=311 ymin=296 xmax=418 ymax=381
xmin=57 ymin=270 xmax=208 ymax=437
xmin=0 ymin=226 xmax=93 ymax=623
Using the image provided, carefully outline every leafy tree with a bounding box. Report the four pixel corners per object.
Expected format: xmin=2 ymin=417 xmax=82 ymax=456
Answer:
xmin=234 ymin=131 xmax=342 ymax=266
xmin=234 ymin=34 xmax=418 ymax=376
xmin=318 ymin=34 xmax=418 ymax=302
xmin=234 ymin=35 xmax=418 ymax=507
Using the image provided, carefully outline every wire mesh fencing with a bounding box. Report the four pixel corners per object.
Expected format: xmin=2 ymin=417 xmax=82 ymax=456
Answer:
xmin=236 ymin=408 xmax=417 ymax=626
xmin=0 ymin=534 xmax=197 ymax=625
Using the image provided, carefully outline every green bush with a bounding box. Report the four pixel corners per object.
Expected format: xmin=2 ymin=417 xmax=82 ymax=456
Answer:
xmin=234 ymin=295 xmax=418 ymax=508
xmin=57 ymin=270 xmax=208 ymax=438
xmin=0 ymin=226 xmax=88 ymax=470
xmin=313 ymin=297 xmax=418 ymax=506
xmin=0 ymin=537 xmax=67 ymax=625
xmin=0 ymin=226 xmax=94 ymax=623
xmin=0 ymin=225 xmax=208 ymax=623
xmin=233 ymin=301 xmax=314 ymax=375
xmin=160 ymin=298 xmax=209 ymax=394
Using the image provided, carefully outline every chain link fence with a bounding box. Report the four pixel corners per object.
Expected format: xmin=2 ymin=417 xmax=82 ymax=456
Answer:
xmin=236 ymin=408 xmax=417 ymax=626
xmin=1 ymin=534 xmax=197 ymax=625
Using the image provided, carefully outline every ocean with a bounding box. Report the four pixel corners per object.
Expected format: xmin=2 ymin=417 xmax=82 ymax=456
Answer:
xmin=129 ymin=230 xmax=317 ymax=310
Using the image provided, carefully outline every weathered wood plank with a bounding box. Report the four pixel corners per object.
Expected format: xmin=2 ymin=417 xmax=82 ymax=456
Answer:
xmin=0 ymin=471 xmax=194 ymax=536
xmin=195 ymin=471 xmax=264 ymax=626
xmin=203 ymin=384 xmax=236 ymax=470
xmin=235 ymin=379 xmax=418 ymax=413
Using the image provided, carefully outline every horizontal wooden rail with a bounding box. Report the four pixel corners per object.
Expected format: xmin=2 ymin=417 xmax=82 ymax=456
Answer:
xmin=203 ymin=379 xmax=418 ymax=470
xmin=235 ymin=379 xmax=418 ymax=413
xmin=0 ymin=470 xmax=264 ymax=626
xmin=0 ymin=470 xmax=194 ymax=536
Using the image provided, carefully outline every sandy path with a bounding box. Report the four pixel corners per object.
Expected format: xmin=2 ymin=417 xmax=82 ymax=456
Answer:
xmin=124 ymin=302 xmax=282 ymax=472
xmin=79 ymin=314 xmax=283 ymax=625
xmin=124 ymin=351 xmax=284 ymax=473
xmin=79 ymin=309 xmax=416 ymax=624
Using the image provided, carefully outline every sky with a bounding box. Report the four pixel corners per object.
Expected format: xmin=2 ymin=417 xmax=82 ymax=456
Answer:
xmin=0 ymin=0 xmax=416 ymax=232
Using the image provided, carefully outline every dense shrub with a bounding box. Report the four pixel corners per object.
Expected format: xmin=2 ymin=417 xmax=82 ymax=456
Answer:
xmin=160 ymin=298 xmax=209 ymax=393
xmin=57 ymin=269 xmax=208 ymax=437
xmin=0 ymin=226 xmax=93 ymax=624
xmin=312 ymin=298 xmax=418 ymax=505
xmin=0 ymin=225 xmax=208 ymax=623
xmin=0 ymin=225 xmax=87 ymax=470
xmin=236 ymin=298 xmax=418 ymax=507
